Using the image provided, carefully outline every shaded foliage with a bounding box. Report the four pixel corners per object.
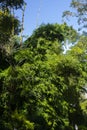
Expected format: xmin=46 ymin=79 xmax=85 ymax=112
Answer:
xmin=0 ymin=0 xmax=25 ymax=9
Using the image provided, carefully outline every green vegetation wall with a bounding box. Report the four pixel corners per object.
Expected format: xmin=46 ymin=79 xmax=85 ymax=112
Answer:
xmin=0 ymin=22 xmax=87 ymax=130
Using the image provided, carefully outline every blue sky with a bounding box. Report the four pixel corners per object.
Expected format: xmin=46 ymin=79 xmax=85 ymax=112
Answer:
xmin=15 ymin=0 xmax=79 ymax=38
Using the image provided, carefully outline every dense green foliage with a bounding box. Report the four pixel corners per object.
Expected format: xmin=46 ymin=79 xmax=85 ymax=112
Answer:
xmin=0 ymin=23 xmax=87 ymax=130
xmin=0 ymin=0 xmax=87 ymax=130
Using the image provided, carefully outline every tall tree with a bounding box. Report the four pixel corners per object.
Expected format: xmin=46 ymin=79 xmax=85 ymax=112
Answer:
xmin=63 ymin=0 xmax=87 ymax=32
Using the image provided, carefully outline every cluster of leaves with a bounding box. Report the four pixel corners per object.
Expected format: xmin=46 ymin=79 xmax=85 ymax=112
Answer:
xmin=0 ymin=10 xmax=20 ymax=45
xmin=0 ymin=0 xmax=25 ymax=9
xmin=0 ymin=0 xmax=26 ymax=46
xmin=26 ymin=23 xmax=78 ymax=45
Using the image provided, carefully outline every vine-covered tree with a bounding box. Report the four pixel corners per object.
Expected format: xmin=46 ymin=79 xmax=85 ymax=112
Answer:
xmin=0 ymin=0 xmax=87 ymax=129
xmin=0 ymin=22 xmax=87 ymax=130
